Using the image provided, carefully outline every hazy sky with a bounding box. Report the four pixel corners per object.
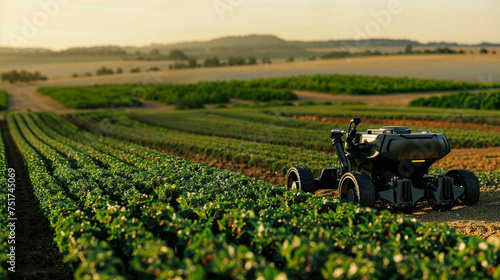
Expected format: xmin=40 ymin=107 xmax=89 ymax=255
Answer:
xmin=0 ymin=0 xmax=499 ymax=49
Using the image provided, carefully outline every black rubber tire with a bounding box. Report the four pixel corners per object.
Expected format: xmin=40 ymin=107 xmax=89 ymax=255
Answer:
xmin=338 ymin=172 xmax=376 ymax=208
xmin=285 ymin=166 xmax=315 ymax=193
xmin=446 ymin=169 xmax=480 ymax=206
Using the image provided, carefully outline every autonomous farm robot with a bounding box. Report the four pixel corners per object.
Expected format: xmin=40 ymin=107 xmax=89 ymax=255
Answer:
xmin=285 ymin=118 xmax=480 ymax=211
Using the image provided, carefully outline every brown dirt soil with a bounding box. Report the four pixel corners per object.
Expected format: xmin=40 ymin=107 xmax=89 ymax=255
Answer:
xmin=434 ymin=147 xmax=500 ymax=173
xmin=1 ymin=119 xmax=70 ymax=279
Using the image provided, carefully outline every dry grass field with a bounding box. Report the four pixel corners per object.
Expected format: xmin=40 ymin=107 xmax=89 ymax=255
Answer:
xmin=1 ymin=54 xmax=499 ymax=87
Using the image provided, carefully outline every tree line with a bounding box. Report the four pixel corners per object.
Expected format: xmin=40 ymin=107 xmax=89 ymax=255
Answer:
xmin=1 ymin=69 xmax=48 ymax=84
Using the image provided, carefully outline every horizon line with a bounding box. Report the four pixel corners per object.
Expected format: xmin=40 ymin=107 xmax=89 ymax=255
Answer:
xmin=1 ymin=34 xmax=499 ymax=51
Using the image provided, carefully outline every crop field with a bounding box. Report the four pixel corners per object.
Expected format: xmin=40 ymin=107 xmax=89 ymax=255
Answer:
xmin=35 ymin=74 xmax=500 ymax=111
xmin=39 ymin=82 xmax=297 ymax=109
xmin=0 ymin=111 xmax=498 ymax=279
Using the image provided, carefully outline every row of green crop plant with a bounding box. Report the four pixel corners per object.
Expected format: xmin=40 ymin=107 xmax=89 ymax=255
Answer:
xmin=234 ymin=74 xmax=500 ymax=95
xmin=7 ymin=113 xmax=128 ymax=278
xmin=127 ymin=110 xmax=333 ymax=152
xmin=69 ymin=111 xmax=500 ymax=189
xmin=410 ymin=91 xmax=500 ymax=110
xmin=0 ymin=121 xmax=11 ymax=277
xmin=0 ymin=90 xmax=7 ymax=110
xmin=38 ymin=81 xmax=297 ymax=110
xmin=38 ymin=87 xmax=142 ymax=109
xmin=68 ymin=111 xmax=337 ymax=176
xmin=18 ymin=112 xmax=500 ymax=279
xmin=268 ymin=104 xmax=500 ymax=125
xmin=127 ymin=108 xmax=500 ymax=149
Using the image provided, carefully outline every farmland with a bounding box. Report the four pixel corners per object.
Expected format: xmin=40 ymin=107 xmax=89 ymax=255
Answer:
xmin=1 ymin=55 xmax=500 ymax=279
xmin=1 ymin=112 xmax=499 ymax=279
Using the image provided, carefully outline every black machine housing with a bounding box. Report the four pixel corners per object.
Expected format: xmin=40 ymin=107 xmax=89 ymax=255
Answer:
xmin=286 ymin=118 xmax=480 ymax=211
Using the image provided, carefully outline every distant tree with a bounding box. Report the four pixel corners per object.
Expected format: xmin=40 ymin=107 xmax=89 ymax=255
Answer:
xmin=458 ymin=50 xmax=465 ymax=54
xmin=96 ymin=66 xmax=114 ymax=75
xmin=130 ymin=67 xmax=141 ymax=73
xmin=188 ymin=58 xmax=198 ymax=68
xmin=307 ymin=56 xmax=316 ymax=61
xmin=1 ymin=69 xmax=48 ymax=83
xmin=321 ymin=52 xmax=351 ymax=59
xmin=493 ymin=50 xmax=497 ymax=54
xmin=146 ymin=66 xmax=160 ymax=72
xmin=436 ymin=47 xmax=455 ymax=54
xmin=261 ymin=57 xmax=272 ymax=65
xmin=168 ymin=50 xmax=188 ymax=60
xmin=116 ymin=67 xmax=123 ymax=74
xmin=85 ymin=72 xmax=92 ymax=77
xmin=204 ymin=57 xmax=220 ymax=67
xmin=285 ymin=57 xmax=294 ymax=63
xmin=72 ymin=73 xmax=79 ymax=78
xmin=480 ymin=48 xmax=488 ymax=54
xmin=404 ymin=44 xmax=413 ymax=54
xmin=228 ymin=57 xmax=246 ymax=66
xmin=150 ymin=48 xmax=160 ymax=56
xmin=247 ymin=57 xmax=257 ymax=65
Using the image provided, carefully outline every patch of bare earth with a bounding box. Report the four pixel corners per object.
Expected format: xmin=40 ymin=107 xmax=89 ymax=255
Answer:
xmin=408 ymin=189 xmax=500 ymax=239
xmin=435 ymin=147 xmax=500 ymax=173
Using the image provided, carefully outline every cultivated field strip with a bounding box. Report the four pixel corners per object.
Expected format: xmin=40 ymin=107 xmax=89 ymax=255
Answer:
xmin=128 ymin=109 xmax=500 ymax=149
xmin=5 ymin=112 xmax=500 ymax=279
xmin=69 ymin=112 xmax=338 ymax=176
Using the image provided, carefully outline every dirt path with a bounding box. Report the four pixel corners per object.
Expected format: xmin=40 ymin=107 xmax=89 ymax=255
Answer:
xmin=1 ymin=119 xmax=70 ymax=279
xmin=6 ymin=86 xmax=66 ymax=112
